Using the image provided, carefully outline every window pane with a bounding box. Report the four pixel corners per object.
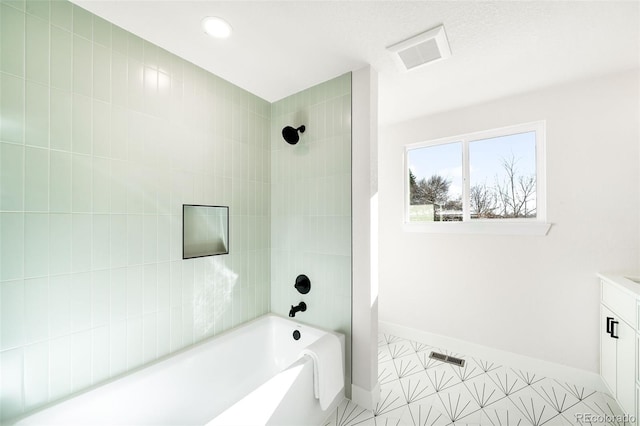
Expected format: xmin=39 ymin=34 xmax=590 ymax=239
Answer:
xmin=469 ymin=131 xmax=536 ymax=219
xmin=407 ymin=141 xmax=462 ymax=222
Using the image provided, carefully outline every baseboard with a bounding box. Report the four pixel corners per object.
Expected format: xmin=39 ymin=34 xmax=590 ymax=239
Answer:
xmin=350 ymin=381 xmax=381 ymax=411
xmin=379 ymin=320 xmax=607 ymax=393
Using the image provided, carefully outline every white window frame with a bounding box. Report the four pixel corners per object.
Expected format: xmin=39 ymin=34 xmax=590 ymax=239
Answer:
xmin=403 ymin=121 xmax=551 ymax=236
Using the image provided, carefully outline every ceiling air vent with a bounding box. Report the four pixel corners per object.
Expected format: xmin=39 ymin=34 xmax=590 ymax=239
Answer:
xmin=387 ymin=25 xmax=451 ymax=71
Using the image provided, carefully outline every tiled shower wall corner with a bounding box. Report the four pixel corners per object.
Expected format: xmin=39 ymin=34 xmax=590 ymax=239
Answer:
xmin=0 ymin=0 xmax=271 ymax=419
xmin=270 ymin=73 xmax=352 ymax=394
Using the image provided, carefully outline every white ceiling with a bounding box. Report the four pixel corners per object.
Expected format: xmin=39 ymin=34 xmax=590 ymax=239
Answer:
xmin=73 ymin=0 xmax=640 ymax=126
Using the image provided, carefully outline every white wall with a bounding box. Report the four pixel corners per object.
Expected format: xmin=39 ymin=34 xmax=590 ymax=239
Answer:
xmin=351 ymin=66 xmax=379 ymax=409
xmin=379 ymin=69 xmax=640 ymax=374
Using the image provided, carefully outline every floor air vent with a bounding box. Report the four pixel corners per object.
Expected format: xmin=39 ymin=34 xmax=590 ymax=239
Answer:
xmin=429 ymin=351 xmax=465 ymax=367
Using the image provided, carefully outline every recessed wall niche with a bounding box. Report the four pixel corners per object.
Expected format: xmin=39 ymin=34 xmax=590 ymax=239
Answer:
xmin=183 ymin=205 xmax=230 ymax=259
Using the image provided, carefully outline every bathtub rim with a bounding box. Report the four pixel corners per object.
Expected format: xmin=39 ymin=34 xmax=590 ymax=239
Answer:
xmin=6 ymin=313 xmax=343 ymax=425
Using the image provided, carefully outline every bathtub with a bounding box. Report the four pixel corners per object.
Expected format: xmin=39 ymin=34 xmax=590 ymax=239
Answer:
xmin=9 ymin=314 xmax=345 ymax=426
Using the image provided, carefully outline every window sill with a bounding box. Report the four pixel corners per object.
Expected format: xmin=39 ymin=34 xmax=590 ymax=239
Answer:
xmin=403 ymin=221 xmax=552 ymax=236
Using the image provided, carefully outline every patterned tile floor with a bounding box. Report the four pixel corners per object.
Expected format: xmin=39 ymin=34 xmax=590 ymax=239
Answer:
xmin=324 ymin=333 xmax=633 ymax=426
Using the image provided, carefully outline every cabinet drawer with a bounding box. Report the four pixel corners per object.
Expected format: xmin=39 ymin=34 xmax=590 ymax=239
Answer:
xmin=602 ymin=280 xmax=636 ymax=325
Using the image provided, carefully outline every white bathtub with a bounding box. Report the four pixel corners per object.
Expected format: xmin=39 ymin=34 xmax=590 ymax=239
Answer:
xmin=9 ymin=314 xmax=345 ymax=426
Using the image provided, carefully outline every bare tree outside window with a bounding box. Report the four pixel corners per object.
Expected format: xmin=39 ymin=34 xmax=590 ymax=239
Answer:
xmin=494 ymin=154 xmax=536 ymax=218
xmin=470 ymin=183 xmax=497 ymax=218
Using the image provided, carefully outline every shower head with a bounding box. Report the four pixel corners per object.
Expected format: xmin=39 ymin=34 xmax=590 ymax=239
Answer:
xmin=282 ymin=125 xmax=306 ymax=145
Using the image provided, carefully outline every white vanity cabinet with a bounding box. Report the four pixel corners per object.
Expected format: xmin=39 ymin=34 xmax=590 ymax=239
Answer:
xmin=599 ymin=274 xmax=639 ymax=425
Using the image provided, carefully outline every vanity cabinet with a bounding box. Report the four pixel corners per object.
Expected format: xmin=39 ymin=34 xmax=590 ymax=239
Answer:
xmin=599 ymin=274 xmax=639 ymax=425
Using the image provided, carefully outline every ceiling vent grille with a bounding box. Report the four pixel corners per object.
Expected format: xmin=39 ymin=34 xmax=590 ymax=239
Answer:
xmin=387 ymin=25 xmax=451 ymax=71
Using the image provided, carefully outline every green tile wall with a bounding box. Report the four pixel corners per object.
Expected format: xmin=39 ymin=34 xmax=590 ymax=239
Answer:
xmin=0 ymin=0 xmax=271 ymax=420
xmin=270 ymin=73 xmax=353 ymax=395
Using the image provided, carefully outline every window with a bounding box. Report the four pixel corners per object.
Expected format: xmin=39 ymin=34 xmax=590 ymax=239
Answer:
xmin=405 ymin=122 xmax=549 ymax=235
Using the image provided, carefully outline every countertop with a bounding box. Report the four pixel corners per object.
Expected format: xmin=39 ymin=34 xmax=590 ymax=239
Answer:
xmin=598 ymin=272 xmax=640 ymax=298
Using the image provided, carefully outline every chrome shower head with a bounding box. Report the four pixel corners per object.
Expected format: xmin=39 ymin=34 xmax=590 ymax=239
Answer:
xmin=282 ymin=125 xmax=306 ymax=145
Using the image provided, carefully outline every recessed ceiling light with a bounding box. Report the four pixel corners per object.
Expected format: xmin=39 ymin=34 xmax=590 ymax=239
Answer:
xmin=202 ymin=16 xmax=232 ymax=39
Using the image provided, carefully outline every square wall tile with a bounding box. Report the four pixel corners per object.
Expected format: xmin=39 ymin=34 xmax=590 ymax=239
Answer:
xmin=0 ymin=73 xmax=25 ymax=144
xmin=72 ymin=4 xmax=92 ymax=40
xmin=21 ymin=0 xmax=43 ymax=19
xmin=126 ymin=265 xmax=143 ymax=318
xmin=49 ymin=214 xmax=71 ymax=275
xmin=49 ymin=274 xmax=71 ymax=338
xmin=109 ymin=319 xmax=126 ymax=378
xmin=143 ymin=263 xmax=157 ymax=314
xmin=109 ymin=159 xmax=127 ymax=212
xmin=127 ymin=59 xmax=144 ymax=112
xmin=72 ymin=35 xmax=92 ymax=97
xmin=1 ymin=3 xmax=25 ymax=77
xmin=126 ymin=215 xmax=143 ymax=266
xmin=126 ymin=316 xmax=142 ymax=369
xmin=25 ymin=146 xmax=49 ymax=211
xmin=109 ymin=214 xmax=127 ymax=268
xmin=71 ymin=213 xmax=92 ymax=272
xmin=93 ymin=44 xmax=111 ymax=102
xmin=157 ymin=262 xmax=170 ymax=311
xmin=51 ymin=0 xmax=72 ymax=31
xmin=109 ymin=267 xmax=127 ymax=322
xmin=50 ymin=88 xmax=72 ymax=151
xmin=25 ymin=80 xmax=49 ymax=147
xmin=48 ymin=335 xmax=71 ymax=402
xmin=24 ymin=213 xmax=49 ymax=278
xmin=91 ymin=326 xmax=109 ymax=385
xmin=0 ymin=142 xmax=24 ymax=211
xmin=92 ymin=156 xmax=110 ymax=213
xmin=93 ymin=15 xmax=111 ymax=48
xmin=91 ymin=270 xmax=109 ymax=326
xmin=110 ymin=24 xmax=127 ymax=55
xmin=71 ymin=94 xmax=92 ymax=154
xmin=50 ymin=150 xmax=72 ymax=212
xmin=92 ymin=100 xmax=111 ymax=158
xmin=71 ymin=154 xmax=92 ymax=212
xmin=1 ymin=213 xmax=24 ymax=281
xmin=142 ymin=312 xmax=157 ymax=363
xmin=157 ymin=310 xmax=170 ymax=358
xmin=70 ymin=330 xmax=91 ymax=392
xmin=127 ymin=34 xmax=143 ymax=61
xmin=25 ymin=14 xmax=49 ymax=85
xmin=23 ymin=341 xmax=49 ymax=410
xmin=110 ymin=52 xmax=127 ymax=108
xmin=143 ymin=215 xmax=157 ymax=264
xmin=70 ymin=272 xmax=91 ymax=332
xmin=0 ymin=348 xmax=24 ymax=419
xmin=92 ymin=214 xmax=110 ymax=270
xmin=1 ymin=280 xmax=25 ymax=350
xmin=24 ymin=277 xmax=49 ymax=344
xmin=49 ymin=335 xmax=71 ymax=401
xmin=157 ymin=215 xmax=170 ymax=262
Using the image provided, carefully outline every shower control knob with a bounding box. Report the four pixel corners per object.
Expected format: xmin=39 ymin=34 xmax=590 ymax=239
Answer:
xmin=294 ymin=274 xmax=311 ymax=294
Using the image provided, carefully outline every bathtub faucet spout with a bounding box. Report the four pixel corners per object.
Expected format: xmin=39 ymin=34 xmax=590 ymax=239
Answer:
xmin=289 ymin=302 xmax=307 ymax=317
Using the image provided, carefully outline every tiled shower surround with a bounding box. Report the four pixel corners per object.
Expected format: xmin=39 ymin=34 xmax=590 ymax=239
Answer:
xmin=0 ymin=0 xmax=278 ymax=419
xmin=270 ymin=74 xmax=353 ymax=393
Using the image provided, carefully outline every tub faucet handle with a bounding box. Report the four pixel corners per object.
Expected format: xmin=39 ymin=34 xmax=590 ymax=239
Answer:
xmin=289 ymin=302 xmax=307 ymax=317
